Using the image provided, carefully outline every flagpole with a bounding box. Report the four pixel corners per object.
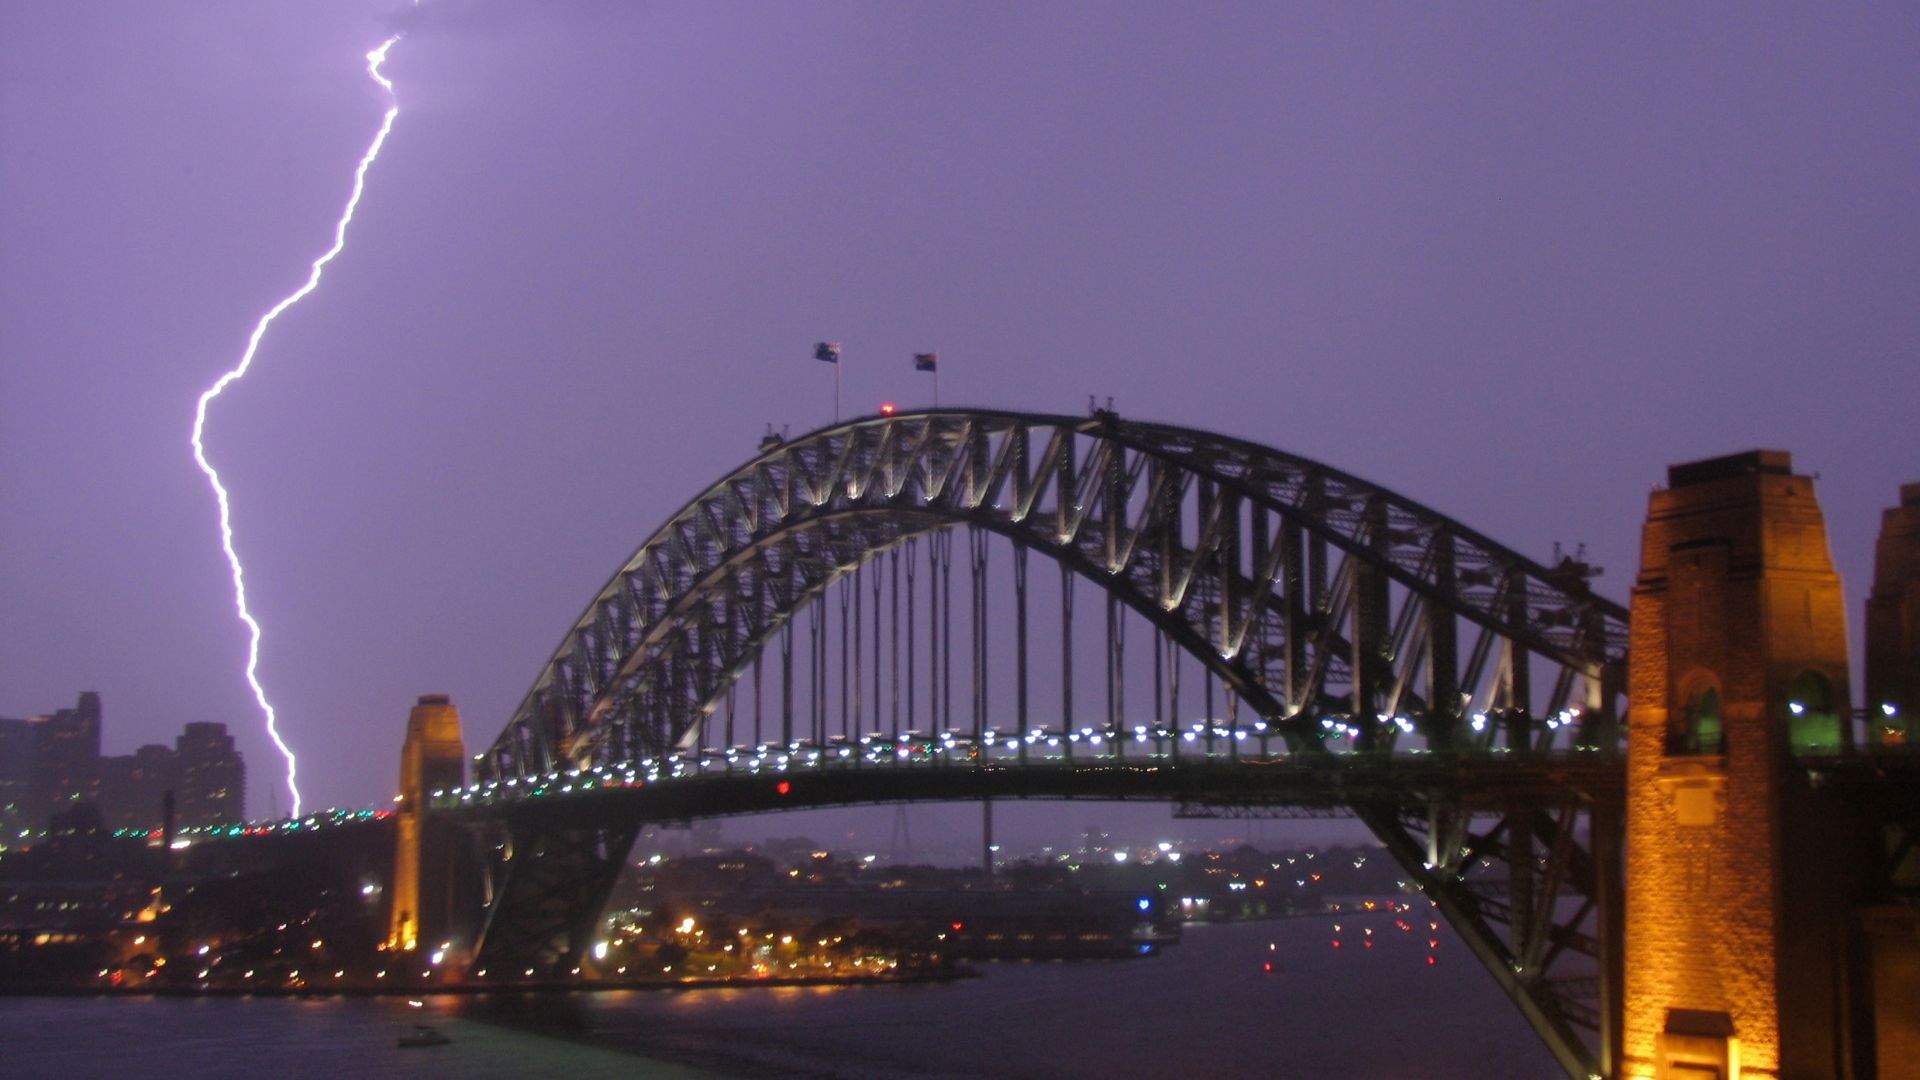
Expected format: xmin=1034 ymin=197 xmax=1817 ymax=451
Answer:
xmin=817 ymin=341 xmax=842 ymax=422
xmin=914 ymin=351 xmax=939 ymax=408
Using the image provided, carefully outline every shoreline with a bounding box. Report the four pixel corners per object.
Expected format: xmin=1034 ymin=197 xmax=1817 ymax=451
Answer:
xmin=0 ymin=966 xmax=977 ymax=1000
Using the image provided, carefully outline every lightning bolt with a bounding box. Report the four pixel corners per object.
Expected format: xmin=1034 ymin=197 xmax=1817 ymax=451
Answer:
xmin=189 ymin=35 xmax=404 ymax=819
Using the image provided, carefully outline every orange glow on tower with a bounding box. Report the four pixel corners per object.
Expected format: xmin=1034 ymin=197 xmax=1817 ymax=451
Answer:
xmin=1623 ymin=451 xmax=1853 ymax=1079
xmin=387 ymin=694 xmax=465 ymax=953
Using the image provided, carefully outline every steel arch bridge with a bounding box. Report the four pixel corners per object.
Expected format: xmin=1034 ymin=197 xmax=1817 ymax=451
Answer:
xmin=453 ymin=407 xmax=1631 ymax=1078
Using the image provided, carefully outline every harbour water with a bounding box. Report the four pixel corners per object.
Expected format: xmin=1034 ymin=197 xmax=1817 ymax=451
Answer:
xmin=0 ymin=914 xmax=1560 ymax=1079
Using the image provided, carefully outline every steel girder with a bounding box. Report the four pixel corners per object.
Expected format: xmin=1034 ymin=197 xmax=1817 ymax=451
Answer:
xmin=483 ymin=408 xmax=1627 ymax=778
xmin=469 ymin=817 xmax=642 ymax=977
xmin=475 ymin=408 xmax=1631 ymax=1077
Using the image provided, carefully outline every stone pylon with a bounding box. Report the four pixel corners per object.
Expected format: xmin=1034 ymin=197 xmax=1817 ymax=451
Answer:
xmin=1865 ymin=483 xmax=1920 ymax=744
xmin=1622 ymin=451 xmax=1855 ymax=1079
xmin=387 ymin=694 xmax=466 ymax=954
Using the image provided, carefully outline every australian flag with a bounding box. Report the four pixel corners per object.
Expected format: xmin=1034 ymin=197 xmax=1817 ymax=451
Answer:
xmin=814 ymin=341 xmax=841 ymax=364
xmin=914 ymin=352 xmax=938 ymax=372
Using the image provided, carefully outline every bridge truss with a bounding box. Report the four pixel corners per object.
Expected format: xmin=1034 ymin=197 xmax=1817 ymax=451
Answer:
xmin=468 ymin=408 xmax=1630 ymax=1078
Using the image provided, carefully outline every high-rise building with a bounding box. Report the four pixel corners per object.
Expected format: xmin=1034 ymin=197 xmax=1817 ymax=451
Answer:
xmin=97 ymin=743 xmax=179 ymax=832
xmin=4 ymin=693 xmax=247 ymax=832
xmin=33 ymin=692 xmax=102 ymax=818
xmin=174 ymin=722 xmax=244 ymax=826
xmin=0 ymin=716 xmax=37 ymax=834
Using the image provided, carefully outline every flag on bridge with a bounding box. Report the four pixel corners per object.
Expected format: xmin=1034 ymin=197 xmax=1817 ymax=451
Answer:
xmin=914 ymin=352 xmax=938 ymax=372
xmin=814 ymin=341 xmax=841 ymax=364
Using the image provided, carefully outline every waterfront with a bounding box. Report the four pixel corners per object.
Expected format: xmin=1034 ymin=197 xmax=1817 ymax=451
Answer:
xmin=0 ymin=914 xmax=1559 ymax=1079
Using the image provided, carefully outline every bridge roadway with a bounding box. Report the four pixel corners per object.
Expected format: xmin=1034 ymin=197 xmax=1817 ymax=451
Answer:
xmin=429 ymin=726 xmax=1624 ymax=826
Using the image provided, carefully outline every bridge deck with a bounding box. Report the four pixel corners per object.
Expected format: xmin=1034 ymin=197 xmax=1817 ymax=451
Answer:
xmin=435 ymin=749 xmax=1624 ymax=827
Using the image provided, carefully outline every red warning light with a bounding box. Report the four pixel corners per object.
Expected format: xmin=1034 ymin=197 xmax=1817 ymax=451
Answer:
xmin=950 ymin=921 xmax=965 ymax=932
xmin=775 ymin=781 xmax=791 ymax=796
xmin=1261 ymin=961 xmax=1274 ymax=974
xmin=879 ymin=402 xmax=897 ymax=416
xmin=1426 ymin=955 xmax=1438 ymax=967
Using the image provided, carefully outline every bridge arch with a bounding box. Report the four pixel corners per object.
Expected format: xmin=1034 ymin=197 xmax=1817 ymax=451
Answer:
xmin=468 ymin=408 xmax=1630 ymax=1079
xmin=482 ymin=408 xmax=1627 ymax=780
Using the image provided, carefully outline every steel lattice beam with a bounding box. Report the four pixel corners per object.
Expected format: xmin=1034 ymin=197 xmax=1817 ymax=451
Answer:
xmin=470 ymin=408 xmax=1632 ymax=1077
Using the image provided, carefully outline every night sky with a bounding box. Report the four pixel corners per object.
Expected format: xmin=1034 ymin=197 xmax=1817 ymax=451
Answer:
xmin=3 ymin=2 xmax=1915 ymax=842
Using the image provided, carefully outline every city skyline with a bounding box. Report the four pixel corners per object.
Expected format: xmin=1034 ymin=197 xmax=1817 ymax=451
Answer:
xmin=5 ymin=3 xmax=1916 ymax=823
xmin=1 ymin=691 xmax=246 ymax=835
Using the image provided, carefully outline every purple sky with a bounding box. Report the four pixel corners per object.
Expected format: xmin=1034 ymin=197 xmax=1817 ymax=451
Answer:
xmin=3 ymin=3 xmax=1915 ymax=839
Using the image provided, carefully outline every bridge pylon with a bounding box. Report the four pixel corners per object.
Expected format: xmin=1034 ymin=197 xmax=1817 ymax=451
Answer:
xmin=1623 ymin=451 xmax=1866 ymax=1079
xmin=1866 ymin=483 xmax=1920 ymax=745
xmin=1862 ymin=483 xmax=1920 ymax=1076
xmin=387 ymin=694 xmax=469 ymax=956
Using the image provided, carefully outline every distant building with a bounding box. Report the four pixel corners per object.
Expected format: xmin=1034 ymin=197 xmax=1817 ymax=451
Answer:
xmin=0 ymin=718 xmax=36 ymax=834
xmin=34 ymin=693 xmax=101 ymax=817
xmin=97 ymin=744 xmax=178 ymax=833
xmin=174 ymin=722 xmax=243 ymax=827
xmin=2 ymin=695 xmax=246 ymax=833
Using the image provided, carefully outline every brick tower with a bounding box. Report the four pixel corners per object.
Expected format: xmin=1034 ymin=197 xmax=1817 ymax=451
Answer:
xmin=1865 ymin=483 xmax=1920 ymax=744
xmin=387 ymin=694 xmax=466 ymax=954
xmin=1861 ymin=482 xmax=1920 ymax=1078
xmin=1622 ymin=451 xmax=1854 ymax=1079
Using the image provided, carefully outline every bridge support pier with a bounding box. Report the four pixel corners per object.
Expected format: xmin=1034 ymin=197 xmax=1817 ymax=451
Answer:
xmin=1623 ymin=451 xmax=1862 ymax=1079
xmin=387 ymin=694 xmax=469 ymax=957
xmin=470 ymin=815 xmax=642 ymax=978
